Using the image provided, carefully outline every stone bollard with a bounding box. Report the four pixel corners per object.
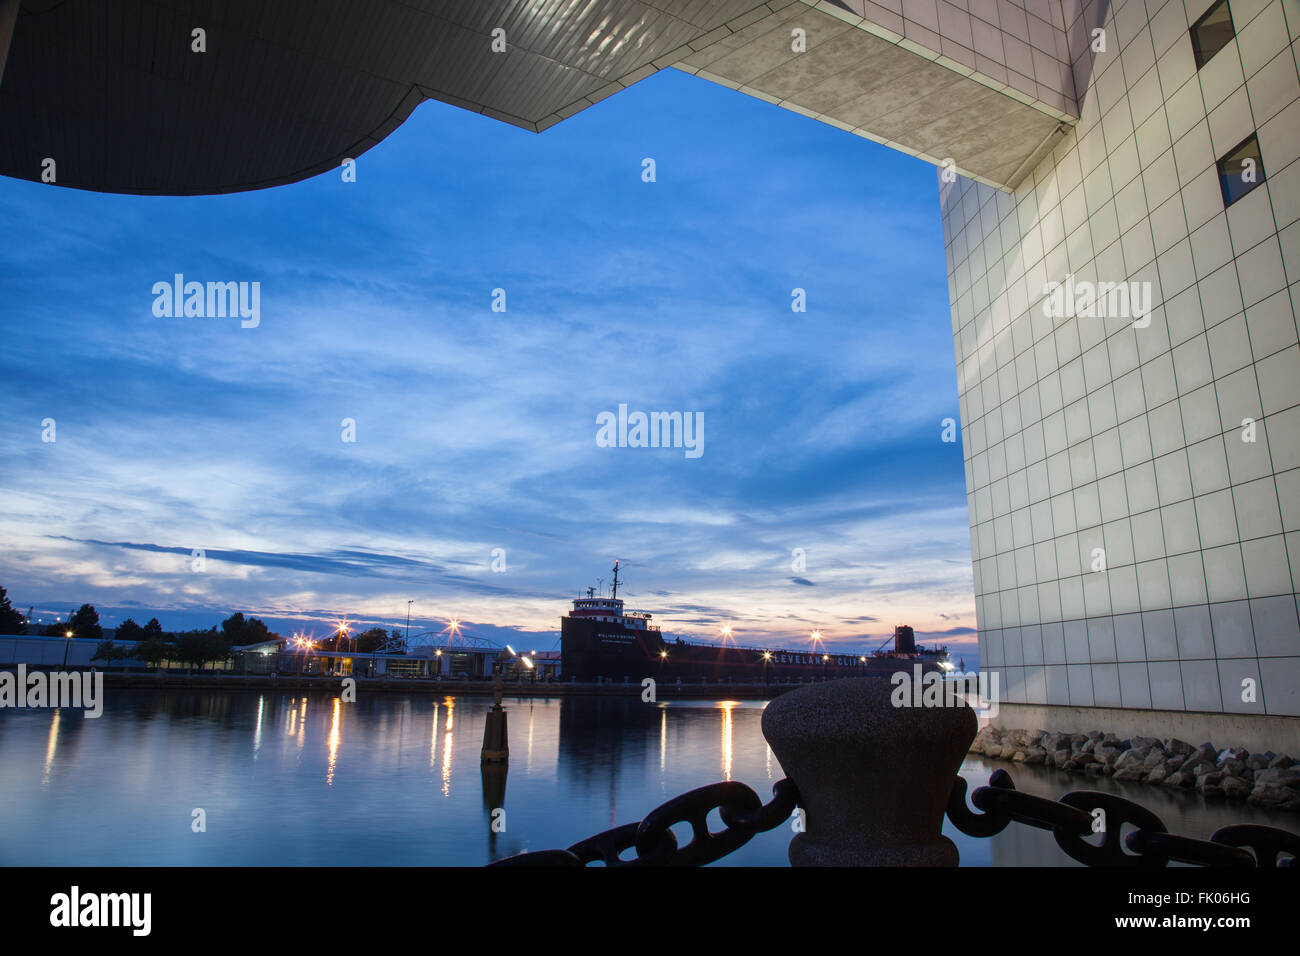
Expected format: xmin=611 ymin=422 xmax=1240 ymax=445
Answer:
xmin=761 ymin=676 xmax=976 ymax=866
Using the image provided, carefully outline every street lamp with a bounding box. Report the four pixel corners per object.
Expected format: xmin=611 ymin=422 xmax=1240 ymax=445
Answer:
xmin=62 ymin=629 xmax=73 ymax=666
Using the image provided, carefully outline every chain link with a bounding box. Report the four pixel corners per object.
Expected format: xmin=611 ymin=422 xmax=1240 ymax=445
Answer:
xmin=492 ymin=768 xmax=1297 ymax=867
xmin=947 ymin=768 xmax=1299 ymax=868
xmin=489 ymin=778 xmax=800 ymax=867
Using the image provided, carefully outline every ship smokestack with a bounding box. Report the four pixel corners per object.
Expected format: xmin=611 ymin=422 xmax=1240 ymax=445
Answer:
xmin=894 ymin=625 xmax=915 ymax=654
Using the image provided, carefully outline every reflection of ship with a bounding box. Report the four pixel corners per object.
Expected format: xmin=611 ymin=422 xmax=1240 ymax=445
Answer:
xmin=560 ymin=562 xmax=950 ymax=681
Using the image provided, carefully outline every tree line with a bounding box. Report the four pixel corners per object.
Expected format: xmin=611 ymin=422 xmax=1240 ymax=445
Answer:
xmin=1 ymin=586 xmax=409 ymax=669
xmin=0 ymin=587 xmax=277 ymax=670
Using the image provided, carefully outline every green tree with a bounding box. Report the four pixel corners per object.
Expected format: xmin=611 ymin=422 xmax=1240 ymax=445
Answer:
xmin=67 ymin=604 xmax=103 ymax=641
xmin=0 ymin=587 xmax=27 ymax=633
xmin=91 ymin=640 xmax=130 ymax=671
xmin=221 ymin=612 xmax=272 ymax=646
xmin=355 ymin=627 xmax=389 ymax=653
xmin=132 ymin=634 xmax=171 ymax=669
xmin=143 ymin=618 xmax=163 ymax=639
xmin=175 ymin=628 xmax=232 ymax=670
xmin=115 ymin=618 xmax=143 ymax=642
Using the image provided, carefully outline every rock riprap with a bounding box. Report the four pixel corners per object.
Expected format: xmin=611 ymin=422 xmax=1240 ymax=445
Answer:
xmin=968 ymin=726 xmax=1300 ymax=812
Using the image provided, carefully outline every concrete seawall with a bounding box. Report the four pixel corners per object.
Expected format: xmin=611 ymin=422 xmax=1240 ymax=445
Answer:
xmin=80 ymin=671 xmax=802 ymax=700
xmin=991 ymin=702 xmax=1300 ymax=756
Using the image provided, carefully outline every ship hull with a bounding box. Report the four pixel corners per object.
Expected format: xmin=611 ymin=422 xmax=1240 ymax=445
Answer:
xmin=560 ymin=617 xmax=947 ymax=682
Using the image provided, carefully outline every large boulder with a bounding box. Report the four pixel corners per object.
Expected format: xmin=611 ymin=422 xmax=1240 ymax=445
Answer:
xmin=1007 ymin=728 xmax=1041 ymax=751
xmin=1246 ymin=753 xmax=1271 ymax=771
xmin=1143 ymin=765 xmax=1170 ymax=784
xmin=1042 ymin=732 xmax=1071 ymax=754
xmin=1218 ymin=758 xmax=1246 ymax=778
xmin=1095 ymin=744 xmax=1122 ymax=766
xmin=1022 ymin=746 xmax=1048 ymax=765
xmin=1141 ymin=749 xmax=1168 ymax=770
xmin=969 ymin=725 xmax=1001 ymax=755
xmin=1268 ymin=754 xmax=1295 ymax=770
xmin=1166 ymin=738 xmax=1194 ymax=756
xmin=1112 ymin=749 xmax=1147 ymax=772
xmin=1179 ymin=754 xmax=1217 ymax=776
xmin=1197 ymin=771 xmax=1226 ymax=796
xmin=1252 ymin=768 xmax=1300 ymax=788
xmin=1221 ymin=776 xmax=1250 ymax=799
xmin=1248 ymin=783 xmax=1296 ymax=807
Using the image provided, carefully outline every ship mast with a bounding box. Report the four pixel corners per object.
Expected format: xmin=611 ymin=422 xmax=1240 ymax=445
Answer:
xmin=610 ymin=560 xmax=620 ymax=601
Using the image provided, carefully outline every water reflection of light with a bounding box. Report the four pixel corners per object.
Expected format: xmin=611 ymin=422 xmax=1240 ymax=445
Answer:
xmin=718 ymin=701 xmax=737 ymax=781
xmin=326 ymin=698 xmax=341 ymax=786
xmin=41 ymin=710 xmax=61 ymax=786
xmin=430 ymin=701 xmax=439 ymax=770
xmin=254 ymin=696 xmax=264 ymax=757
xmin=526 ymin=704 xmax=535 ymax=770
xmin=659 ymin=707 xmax=667 ymax=772
xmin=441 ymin=697 xmax=455 ymax=797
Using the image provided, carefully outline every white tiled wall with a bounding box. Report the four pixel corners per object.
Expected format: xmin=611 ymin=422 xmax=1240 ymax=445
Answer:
xmin=938 ymin=0 xmax=1300 ymax=715
xmin=837 ymin=0 xmax=1079 ymax=115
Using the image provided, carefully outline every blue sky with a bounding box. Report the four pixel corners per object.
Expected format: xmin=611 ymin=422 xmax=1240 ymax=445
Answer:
xmin=0 ymin=67 xmax=976 ymax=662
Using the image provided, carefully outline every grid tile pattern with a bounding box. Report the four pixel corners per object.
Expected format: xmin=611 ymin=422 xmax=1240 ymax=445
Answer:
xmin=834 ymin=0 xmax=1079 ymax=115
xmin=938 ymin=0 xmax=1300 ymax=715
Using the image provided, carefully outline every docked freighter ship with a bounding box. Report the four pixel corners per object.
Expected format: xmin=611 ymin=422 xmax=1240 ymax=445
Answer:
xmin=560 ymin=562 xmax=951 ymax=681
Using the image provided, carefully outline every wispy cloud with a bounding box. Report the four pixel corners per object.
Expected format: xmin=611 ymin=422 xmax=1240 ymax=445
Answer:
xmin=0 ymin=70 xmax=974 ymax=652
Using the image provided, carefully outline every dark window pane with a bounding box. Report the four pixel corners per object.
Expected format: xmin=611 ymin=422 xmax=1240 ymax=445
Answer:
xmin=1191 ymin=0 xmax=1235 ymax=69
xmin=1217 ymin=133 xmax=1265 ymax=206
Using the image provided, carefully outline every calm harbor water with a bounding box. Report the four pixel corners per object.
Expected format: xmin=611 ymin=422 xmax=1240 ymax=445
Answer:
xmin=0 ymin=690 xmax=1293 ymax=866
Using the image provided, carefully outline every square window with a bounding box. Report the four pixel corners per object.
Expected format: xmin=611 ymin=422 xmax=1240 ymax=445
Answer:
xmin=1191 ymin=0 xmax=1235 ymax=70
xmin=1217 ymin=133 xmax=1265 ymax=206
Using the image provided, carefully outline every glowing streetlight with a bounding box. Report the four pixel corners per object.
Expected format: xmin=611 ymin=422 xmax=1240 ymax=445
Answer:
xmin=443 ymin=619 xmax=462 ymax=646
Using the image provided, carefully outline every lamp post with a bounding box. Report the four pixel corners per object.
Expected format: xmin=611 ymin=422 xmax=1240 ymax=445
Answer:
xmin=62 ymin=629 xmax=73 ymax=666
